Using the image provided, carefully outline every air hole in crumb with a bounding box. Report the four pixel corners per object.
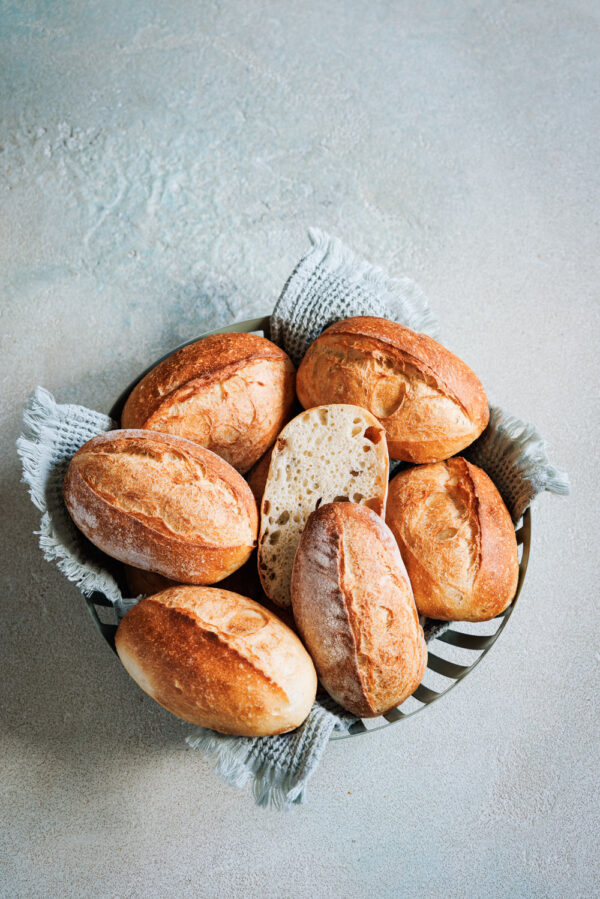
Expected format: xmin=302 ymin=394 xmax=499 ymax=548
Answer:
xmin=315 ymin=497 xmax=323 ymax=509
xmin=363 ymin=445 xmax=371 ymax=452
xmin=437 ymin=527 xmax=458 ymax=541
xmin=318 ymin=409 xmax=328 ymax=425
xmin=350 ymin=469 xmax=360 ymax=477
xmin=277 ymin=511 xmax=290 ymax=525
xmin=353 ymin=418 xmax=362 ymax=424
xmin=364 ymin=426 xmax=382 ymax=444
xmin=269 ymin=531 xmax=280 ymax=545
xmin=263 ymin=500 xmax=270 ymax=514
xmin=333 ymin=495 xmax=349 ymax=503
xmin=351 ymin=425 xmax=362 ymax=437
xmin=353 ymin=493 xmax=364 ymax=502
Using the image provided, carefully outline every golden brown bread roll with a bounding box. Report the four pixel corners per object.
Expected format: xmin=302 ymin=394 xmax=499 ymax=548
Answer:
xmin=291 ymin=503 xmax=427 ymax=717
xmin=121 ymin=332 xmax=295 ymax=473
xmin=63 ymin=430 xmax=258 ymax=584
xmin=386 ymin=458 xmax=518 ymax=621
xmin=124 ymin=553 xmax=297 ymax=631
xmin=245 ymin=446 xmax=273 ymax=505
xmin=124 ymin=566 xmax=177 ymax=597
xmin=296 ymin=316 xmax=489 ymax=463
xmin=115 ymin=586 xmax=317 ymax=735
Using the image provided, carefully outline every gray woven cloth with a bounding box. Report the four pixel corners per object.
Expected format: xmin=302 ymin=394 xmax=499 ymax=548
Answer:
xmin=271 ymin=228 xmax=439 ymax=366
xmin=17 ymin=229 xmax=569 ymax=808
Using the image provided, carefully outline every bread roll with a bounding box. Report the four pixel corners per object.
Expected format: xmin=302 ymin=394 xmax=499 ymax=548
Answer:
xmin=124 ymin=557 xmax=297 ymax=631
xmin=125 ymin=566 xmax=176 ymax=597
xmin=121 ymin=332 xmax=296 ymax=473
xmin=258 ymin=404 xmax=389 ymax=608
xmin=245 ymin=446 xmax=273 ymax=505
xmin=292 ymin=503 xmax=426 ymax=717
xmin=296 ymin=316 xmax=489 ymax=463
xmin=63 ymin=430 xmax=258 ymax=584
xmin=115 ymin=586 xmax=317 ymax=735
xmin=386 ymin=458 xmax=518 ymax=621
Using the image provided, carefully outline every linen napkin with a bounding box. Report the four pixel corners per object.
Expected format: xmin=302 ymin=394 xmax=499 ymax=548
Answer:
xmin=18 ymin=229 xmax=569 ymax=808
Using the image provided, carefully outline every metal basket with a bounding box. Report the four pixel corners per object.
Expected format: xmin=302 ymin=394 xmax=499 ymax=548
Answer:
xmin=84 ymin=314 xmax=531 ymax=739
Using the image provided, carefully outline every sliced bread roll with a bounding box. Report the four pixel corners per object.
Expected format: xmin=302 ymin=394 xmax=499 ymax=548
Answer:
xmin=258 ymin=404 xmax=389 ymax=607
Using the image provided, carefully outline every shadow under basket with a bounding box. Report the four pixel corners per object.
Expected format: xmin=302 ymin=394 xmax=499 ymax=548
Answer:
xmin=84 ymin=314 xmax=532 ymax=741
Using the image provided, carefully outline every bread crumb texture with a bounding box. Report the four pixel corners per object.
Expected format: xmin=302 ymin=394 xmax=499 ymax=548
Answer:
xmin=258 ymin=404 xmax=388 ymax=607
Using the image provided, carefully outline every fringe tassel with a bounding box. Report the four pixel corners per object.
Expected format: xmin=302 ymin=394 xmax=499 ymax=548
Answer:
xmin=17 ymin=387 xmax=63 ymax=511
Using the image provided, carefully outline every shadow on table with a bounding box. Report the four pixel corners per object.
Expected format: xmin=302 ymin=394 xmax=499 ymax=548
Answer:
xmin=1 ymin=456 xmax=191 ymax=774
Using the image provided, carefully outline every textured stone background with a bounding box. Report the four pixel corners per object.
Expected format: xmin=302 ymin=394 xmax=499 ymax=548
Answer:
xmin=1 ymin=2 xmax=598 ymax=896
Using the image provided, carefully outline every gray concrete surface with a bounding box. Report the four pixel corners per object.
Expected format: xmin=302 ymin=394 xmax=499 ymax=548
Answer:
xmin=1 ymin=2 xmax=598 ymax=896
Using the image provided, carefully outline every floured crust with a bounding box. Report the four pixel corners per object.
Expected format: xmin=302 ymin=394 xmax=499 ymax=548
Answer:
xmin=386 ymin=458 xmax=518 ymax=621
xmin=257 ymin=404 xmax=389 ymax=608
xmin=296 ymin=316 xmax=489 ymax=462
xmin=291 ymin=503 xmax=427 ymax=717
xmin=121 ymin=333 xmax=296 ymax=473
xmin=63 ymin=430 xmax=258 ymax=584
xmin=115 ymin=586 xmax=317 ymax=735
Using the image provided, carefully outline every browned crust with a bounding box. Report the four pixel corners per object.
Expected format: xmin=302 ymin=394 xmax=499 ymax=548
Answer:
xmin=63 ymin=430 xmax=258 ymax=584
xmin=124 ymin=566 xmax=177 ymax=597
xmin=120 ymin=334 xmax=296 ymax=473
xmin=122 ymin=332 xmax=293 ymax=428
xmin=115 ymin=587 xmax=316 ymax=735
xmin=292 ymin=505 xmax=368 ymax=714
xmin=386 ymin=458 xmax=518 ymax=622
xmin=245 ymin=446 xmax=273 ymax=505
xmin=464 ymin=460 xmax=519 ymax=618
xmin=296 ymin=316 xmax=489 ymax=462
xmin=292 ymin=502 xmax=426 ymax=717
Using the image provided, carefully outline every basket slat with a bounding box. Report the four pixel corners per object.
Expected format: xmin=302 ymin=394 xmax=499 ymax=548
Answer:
xmin=426 ymin=652 xmax=472 ymax=679
xmin=383 ymin=707 xmax=406 ymax=723
xmin=412 ymin=684 xmax=441 ymax=703
xmin=436 ymin=630 xmax=496 ymax=651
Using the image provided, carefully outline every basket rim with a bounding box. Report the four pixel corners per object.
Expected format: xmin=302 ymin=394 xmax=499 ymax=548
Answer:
xmin=83 ymin=312 xmax=531 ymax=739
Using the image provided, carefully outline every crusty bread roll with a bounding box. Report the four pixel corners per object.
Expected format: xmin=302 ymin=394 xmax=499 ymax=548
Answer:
xmin=121 ymin=332 xmax=296 ymax=473
xmin=63 ymin=430 xmax=258 ymax=584
xmin=292 ymin=503 xmax=427 ymax=717
xmin=245 ymin=446 xmax=273 ymax=505
xmin=124 ymin=558 xmax=297 ymax=631
xmin=258 ymin=404 xmax=389 ymax=608
xmin=386 ymin=458 xmax=518 ymax=621
xmin=125 ymin=566 xmax=176 ymax=597
xmin=296 ymin=316 xmax=489 ymax=463
xmin=115 ymin=586 xmax=317 ymax=735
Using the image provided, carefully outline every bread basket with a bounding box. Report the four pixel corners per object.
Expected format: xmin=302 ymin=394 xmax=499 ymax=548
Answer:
xmin=84 ymin=314 xmax=531 ymax=739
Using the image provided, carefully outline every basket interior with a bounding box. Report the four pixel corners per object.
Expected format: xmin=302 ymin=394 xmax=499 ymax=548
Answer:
xmin=84 ymin=314 xmax=531 ymax=738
